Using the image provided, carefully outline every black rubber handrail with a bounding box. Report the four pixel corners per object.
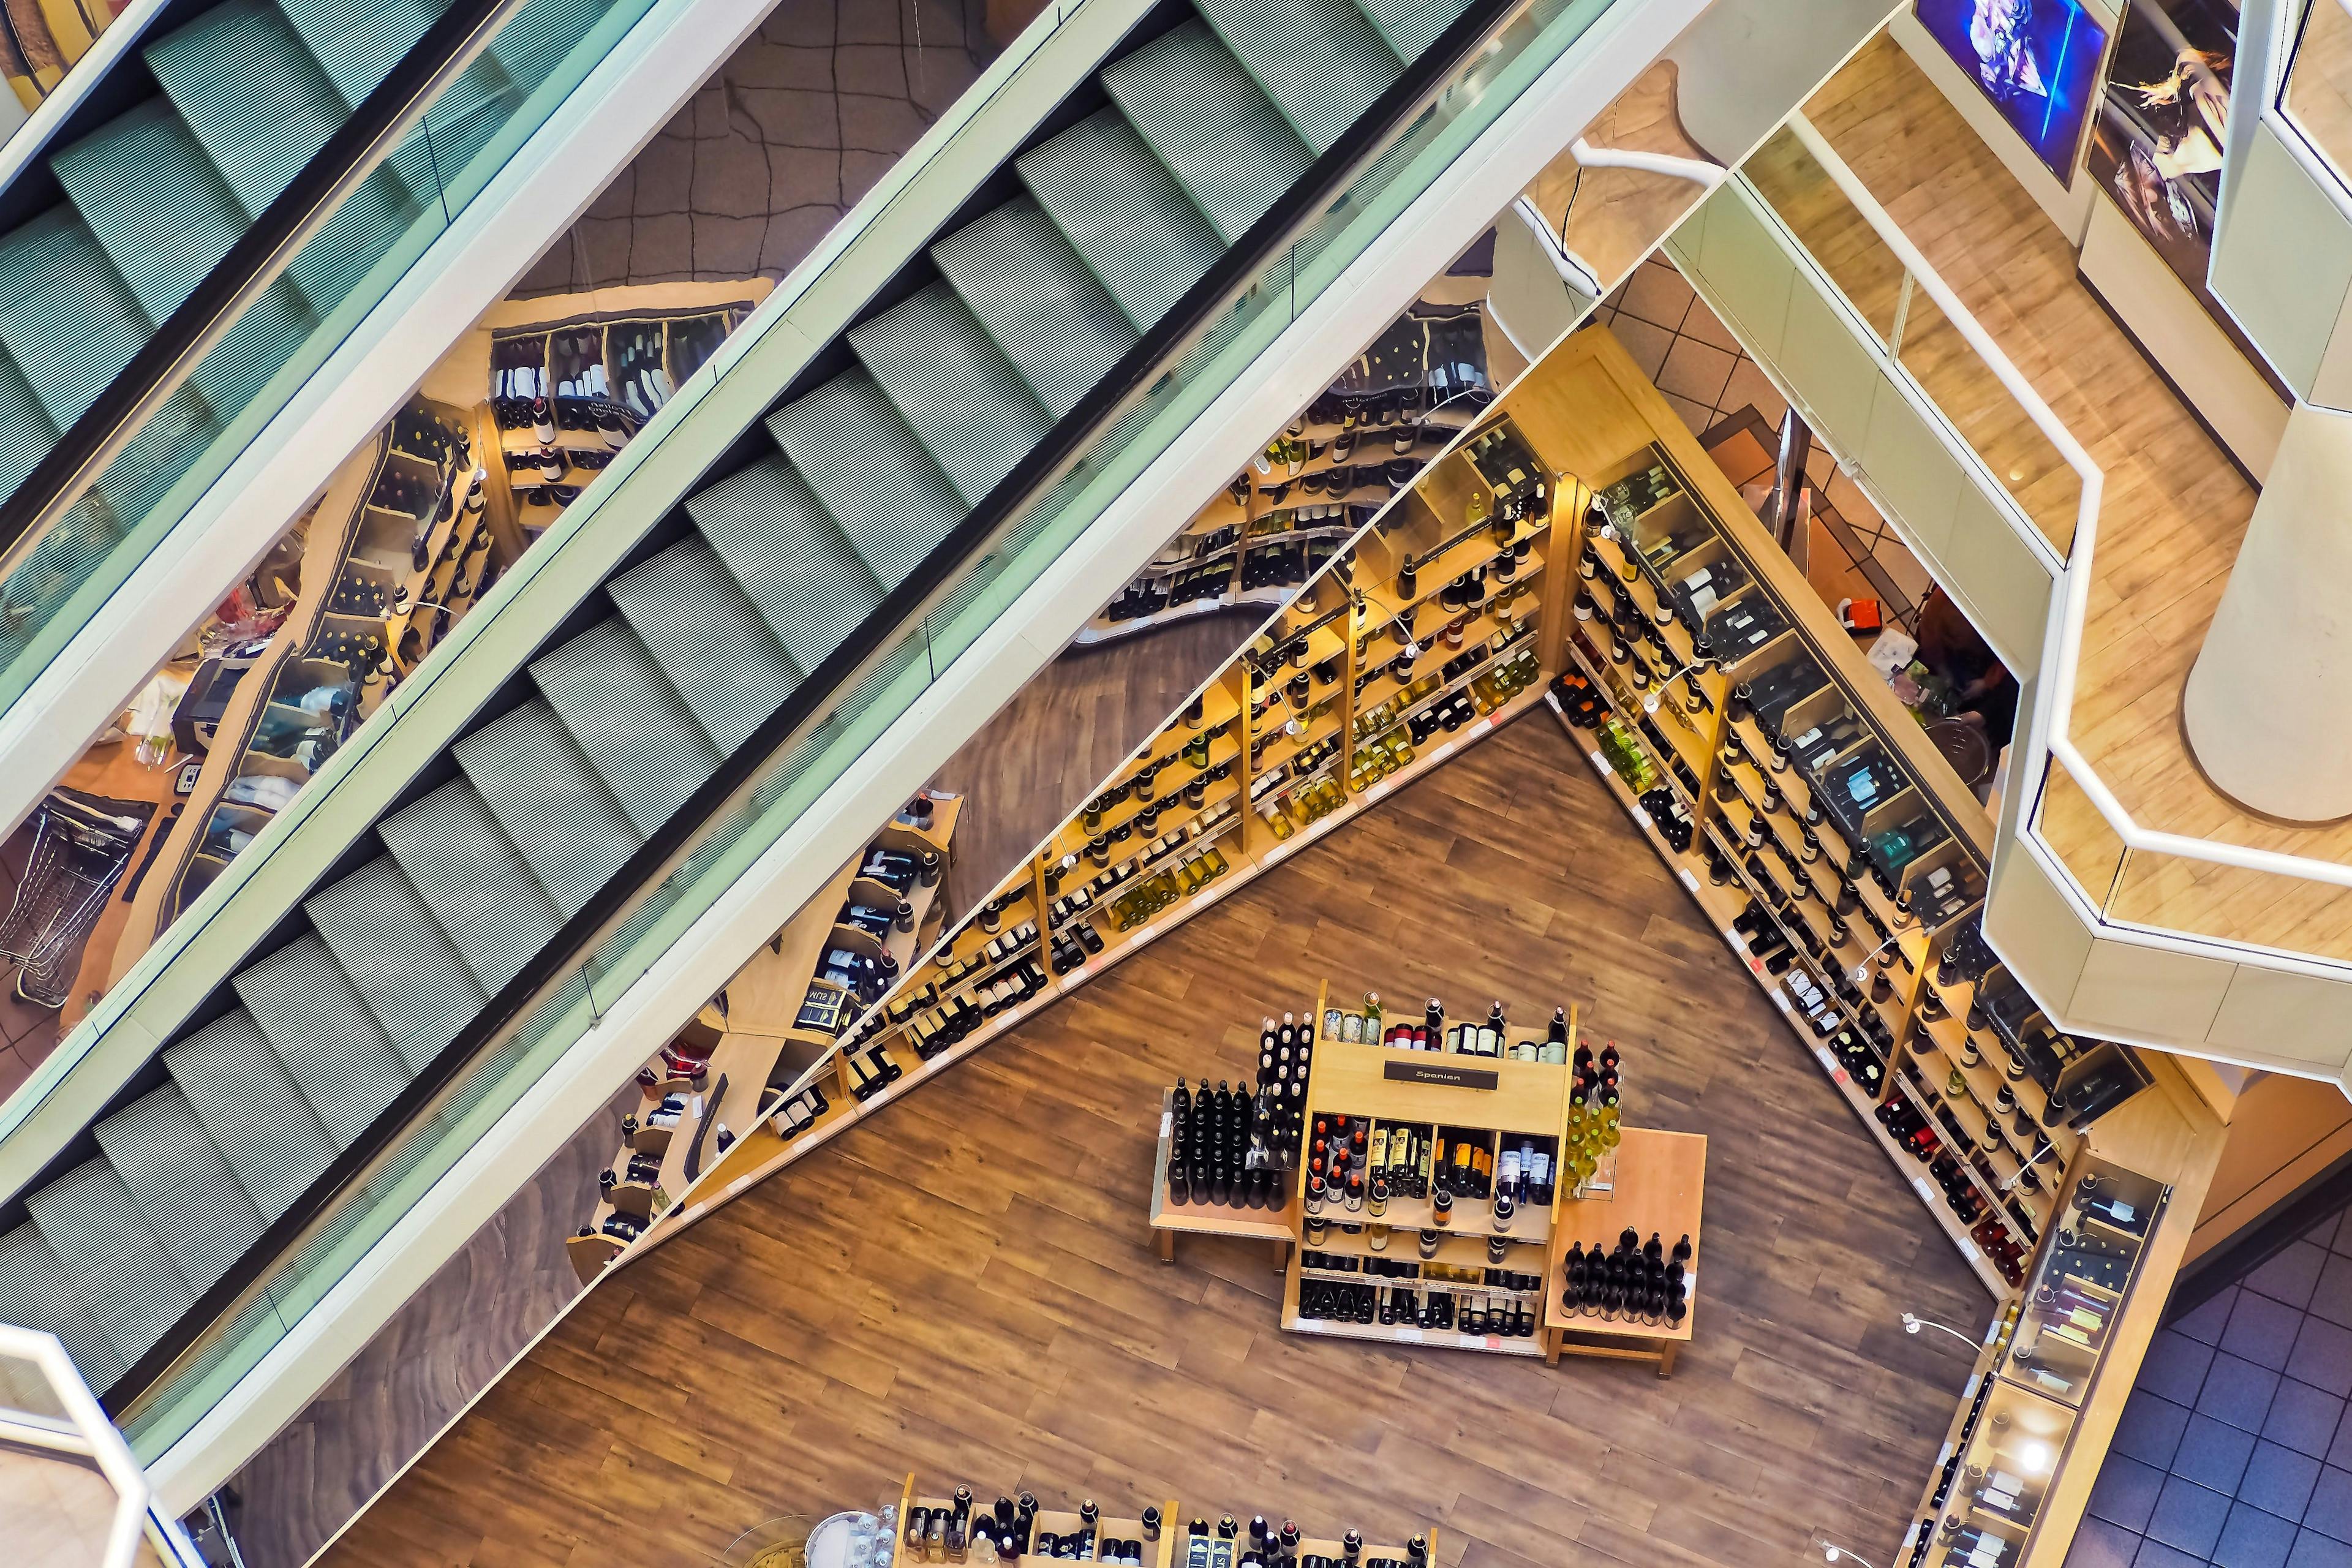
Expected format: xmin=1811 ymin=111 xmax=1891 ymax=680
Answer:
xmin=0 ymin=0 xmax=518 ymax=565
xmin=102 ymin=0 xmax=1523 ymax=1415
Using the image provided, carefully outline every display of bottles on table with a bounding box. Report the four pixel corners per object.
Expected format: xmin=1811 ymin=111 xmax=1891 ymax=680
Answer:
xmin=1560 ymin=1228 xmax=1689 ymax=1328
xmin=1296 ymin=1276 xmax=1540 ymax=1338
xmin=890 ymin=1487 xmax=1432 ymax=1568
xmin=1166 ymin=1068 xmax=1295 ymax=1213
xmin=902 ymin=1490 xmax=1144 ymax=1565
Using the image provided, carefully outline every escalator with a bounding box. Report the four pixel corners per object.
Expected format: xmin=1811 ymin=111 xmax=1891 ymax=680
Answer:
xmin=0 ymin=0 xmax=1580 ymax=1423
xmin=0 ymin=0 xmax=625 ymax=721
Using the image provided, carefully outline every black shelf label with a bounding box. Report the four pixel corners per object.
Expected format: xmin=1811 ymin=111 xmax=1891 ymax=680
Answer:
xmin=1383 ymin=1060 xmax=1499 ymax=1090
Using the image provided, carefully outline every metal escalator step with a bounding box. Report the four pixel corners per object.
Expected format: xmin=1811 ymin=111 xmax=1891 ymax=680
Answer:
xmin=607 ymin=538 xmax=802 ymax=754
xmin=51 ymin=99 xmax=252 ymax=326
xmin=764 ymin=369 xmax=968 ymax=590
xmin=0 ymin=1226 xmax=124 ymax=1390
xmin=285 ymin=157 xmax=424 ymax=320
xmin=230 ymin=933 xmax=416 ymax=1147
xmin=1350 ymin=0 xmax=1476 ymax=61
xmin=379 ymin=778 xmax=565 ymax=992
xmin=94 ymin=1086 xmax=270 ymax=1295
xmin=1102 ymin=20 xmax=1313 ymax=245
xmin=1191 ymin=0 xmax=1404 ymax=154
xmin=1018 ymin=108 xmax=1226 ymax=331
xmin=0 ymin=208 xmax=153 ymax=432
xmin=275 ymin=0 xmax=452 ymax=107
xmin=145 ymin=1 xmax=349 ymax=218
xmin=162 ymin=1011 xmax=342 ymax=1221
xmin=528 ymin=617 xmax=721 ymax=838
xmin=453 ymin=698 xmax=643 ymax=918
xmin=929 ymin=197 xmax=1137 ymax=419
xmin=0 ymin=354 xmax=59 ymax=500
xmin=847 ymin=281 xmax=1052 ymax=507
xmin=682 ymin=456 xmax=886 ymax=677
xmin=24 ymin=1160 xmax=198 ymax=1366
xmin=303 ymin=859 xmax=488 ymax=1071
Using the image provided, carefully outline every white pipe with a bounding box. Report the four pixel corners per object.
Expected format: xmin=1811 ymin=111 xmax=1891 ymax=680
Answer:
xmin=1567 ymin=134 xmax=1727 ymax=187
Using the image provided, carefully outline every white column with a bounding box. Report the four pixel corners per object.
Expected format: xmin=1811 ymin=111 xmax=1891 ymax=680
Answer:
xmin=2182 ymin=401 xmax=2352 ymax=821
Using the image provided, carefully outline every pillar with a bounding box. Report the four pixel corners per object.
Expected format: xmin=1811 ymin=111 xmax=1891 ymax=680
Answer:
xmin=2181 ymin=402 xmax=2352 ymax=821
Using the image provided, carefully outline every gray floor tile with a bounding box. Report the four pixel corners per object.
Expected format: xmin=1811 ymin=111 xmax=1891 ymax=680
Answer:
xmin=2312 ymin=1257 xmax=2352 ymax=1332
xmin=2245 ymin=1441 xmax=2324 ymax=1522
xmin=2206 ymin=1354 xmax=2288 ymax=1434
xmin=2252 ymin=1243 xmax=2331 ymax=1312
xmin=2295 ymin=1321 xmax=2352 ymax=1400
xmin=2233 ymin=1294 xmax=2313 ymax=1374
xmin=2121 ymin=1392 xmax=2198 ymax=1471
xmin=2072 ymin=1518 xmax=2147 ymax=1568
xmin=2135 ymin=1540 xmax=2212 ymax=1568
xmin=2293 ymin=1529 xmax=2352 ymax=1568
xmin=2150 ymin=1476 xmax=2237 ymax=1556
xmin=2183 ymin=1289 xmax=2246 ymax=1348
xmin=2216 ymin=1503 xmax=2299 ymax=1568
xmin=2307 ymin=1468 xmax=2352 ymax=1544
xmin=2146 ymin=1329 xmax=2222 ymax=1404
xmin=2270 ymin=1381 xmax=2346 ymax=1461
xmin=2094 ymin=1455 xmax=2170 ymax=1532
xmin=2176 ymin=1415 xmax=2259 ymax=1493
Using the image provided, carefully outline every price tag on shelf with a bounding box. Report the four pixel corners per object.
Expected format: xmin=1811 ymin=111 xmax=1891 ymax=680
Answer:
xmin=1629 ymin=805 xmax=1651 ymax=829
xmin=1813 ymin=1044 xmax=1836 ymax=1073
xmin=1159 ymin=1112 xmax=1172 ymax=1140
xmin=1913 ymin=1177 xmax=1936 ymax=1206
xmin=1962 ymin=1374 xmax=1981 ymax=1401
xmin=1677 ymin=868 xmax=1698 ymax=892
xmin=1484 ymin=1335 xmax=1504 ymax=1351
xmin=1588 ymin=750 xmax=1607 ymax=774
xmin=1959 ymin=1238 xmax=1981 ymax=1262
xmin=1395 ymin=1327 xmax=1423 ymax=1343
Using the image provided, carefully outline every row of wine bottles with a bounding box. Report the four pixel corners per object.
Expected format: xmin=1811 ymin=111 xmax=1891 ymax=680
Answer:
xmin=1561 ymin=1229 xmax=1689 ymax=1325
xmin=1298 ymin=1278 xmax=1540 ymax=1338
xmin=897 ymin=1490 xmax=1430 ymax=1568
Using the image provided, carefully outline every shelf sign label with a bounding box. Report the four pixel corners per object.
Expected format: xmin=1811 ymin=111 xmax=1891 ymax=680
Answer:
xmin=1383 ymin=1060 xmax=1500 ymax=1090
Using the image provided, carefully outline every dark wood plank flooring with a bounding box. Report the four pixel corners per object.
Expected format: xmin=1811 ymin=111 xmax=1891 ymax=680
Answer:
xmin=926 ymin=609 xmax=1260 ymax=924
xmin=317 ymin=710 xmax=1989 ymax=1568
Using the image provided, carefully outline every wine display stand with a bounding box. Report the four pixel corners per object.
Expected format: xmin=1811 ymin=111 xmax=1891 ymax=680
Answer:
xmin=1080 ymin=298 xmax=1490 ymax=645
xmin=1542 ymin=1128 xmax=1704 ymax=1375
xmin=1277 ymin=981 xmax=1573 ymax=1362
xmin=889 ymin=1475 xmax=1436 ymax=1568
xmin=567 ymin=800 xmax=957 ymax=1280
xmin=94 ymin=397 xmax=475 ymax=1012
xmin=1148 ymin=1086 xmax=1297 ymax=1270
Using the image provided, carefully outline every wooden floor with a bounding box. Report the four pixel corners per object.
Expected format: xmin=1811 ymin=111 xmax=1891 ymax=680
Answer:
xmin=927 ymin=609 xmax=1260 ymax=925
xmin=226 ymin=1083 xmax=636 ymax=1568
xmin=1786 ymin=40 xmax=2352 ymax=960
xmin=318 ymin=712 xmax=1990 ymax=1568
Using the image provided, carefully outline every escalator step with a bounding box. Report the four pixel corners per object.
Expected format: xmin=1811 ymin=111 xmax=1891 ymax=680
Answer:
xmin=453 ymin=698 xmax=644 ymax=918
xmin=275 ymin=0 xmax=453 ymax=107
xmin=1191 ymin=0 xmax=1404 ymax=154
xmin=231 ymin=932 xmax=416 ymax=1146
xmin=93 ymin=1086 xmax=270 ymax=1295
xmin=23 ymin=1160 xmax=198 ymax=1366
xmin=1350 ymin=0 xmax=1477 ymax=61
xmin=1017 ymin=108 xmax=1227 ymax=333
xmin=930 ymin=198 xmax=1137 ymax=420
xmin=302 ymin=858 xmax=488 ymax=1071
xmin=162 ymin=1011 xmax=340 ymax=1221
xmin=379 ymin=778 xmax=566 ymax=992
xmin=848 ymin=281 xmax=1052 ymax=508
xmin=145 ymin=1 xmax=349 ymax=219
xmin=0 ymin=1226 xmax=124 ymax=1389
xmin=683 ymin=456 xmax=886 ymax=677
xmin=527 ymin=617 xmax=720 ymax=838
xmin=766 ymin=370 xmax=969 ymax=592
xmin=607 ymin=538 xmax=802 ymax=755
xmin=0 ymin=209 xmax=153 ymax=431
xmin=51 ymin=99 xmax=252 ymax=326
xmin=1102 ymin=20 xmax=1312 ymax=246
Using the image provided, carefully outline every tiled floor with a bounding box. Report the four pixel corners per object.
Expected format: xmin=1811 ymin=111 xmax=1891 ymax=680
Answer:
xmin=2067 ymin=1212 xmax=2352 ymax=1568
xmin=1596 ymin=253 xmax=1937 ymax=626
xmin=513 ymin=0 xmax=986 ymax=296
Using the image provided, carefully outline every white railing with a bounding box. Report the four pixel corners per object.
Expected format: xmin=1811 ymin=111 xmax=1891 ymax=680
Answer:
xmin=1778 ymin=111 xmax=2352 ymax=952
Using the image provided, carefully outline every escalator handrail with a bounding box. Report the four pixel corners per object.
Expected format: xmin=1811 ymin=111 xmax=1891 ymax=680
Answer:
xmin=0 ymin=0 xmax=528 ymax=586
xmin=102 ymin=0 xmax=1526 ymax=1415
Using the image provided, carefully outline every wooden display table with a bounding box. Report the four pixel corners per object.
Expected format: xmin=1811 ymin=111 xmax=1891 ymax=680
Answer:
xmin=1543 ymin=1127 xmax=1706 ymax=1375
xmin=1148 ymin=1087 xmax=1297 ymax=1270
